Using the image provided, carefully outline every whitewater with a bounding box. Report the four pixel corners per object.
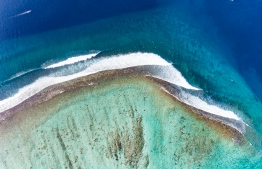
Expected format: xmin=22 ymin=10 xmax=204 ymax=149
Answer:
xmin=0 ymin=52 xmax=243 ymax=124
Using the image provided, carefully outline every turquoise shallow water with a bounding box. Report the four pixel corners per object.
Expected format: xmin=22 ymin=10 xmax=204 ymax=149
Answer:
xmin=0 ymin=77 xmax=261 ymax=168
xmin=0 ymin=3 xmax=262 ymax=168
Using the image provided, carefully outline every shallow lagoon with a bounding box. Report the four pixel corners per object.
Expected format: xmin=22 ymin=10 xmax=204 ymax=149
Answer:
xmin=0 ymin=71 xmax=260 ymax=168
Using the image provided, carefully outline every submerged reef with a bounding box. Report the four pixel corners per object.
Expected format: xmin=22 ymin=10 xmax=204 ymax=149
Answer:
xmin=0 ymin=67 xmax=260 ymax=169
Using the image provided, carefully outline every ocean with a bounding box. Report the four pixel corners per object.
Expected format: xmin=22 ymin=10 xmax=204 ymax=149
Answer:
xmin=0 ymin=0 xmax=262 ymax=168
xmin=1 ymin=0 xmax=262 ymax=100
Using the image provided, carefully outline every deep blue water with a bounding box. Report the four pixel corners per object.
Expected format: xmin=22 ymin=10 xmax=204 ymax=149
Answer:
xmin=195 ymin=0 xmax=262 ymax=101
xmin=165 ymin=0 xmax=262 ymax=101
xmin=0 ymin=0 xmax=158 ymax=39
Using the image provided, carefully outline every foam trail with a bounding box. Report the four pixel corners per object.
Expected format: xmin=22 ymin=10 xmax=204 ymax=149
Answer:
xmin=74 ymin=53 xmax=199 ymax=90
xmin=8 ymin=10 xmax=32 ymax=19
xmin=182 ymin=92 xmax=240 ymax=120
xmin=2 ymin=69 xmax=36 ymax=84
xmin=169 ymin=89 xmax=240 ymax=120
xmin=2 ymin=53 xmax=99 ymax=84
xmin=145 ymin=65 xmax=200 ymax=91
xmin=43 ymin=53 xmax=98 ymax=69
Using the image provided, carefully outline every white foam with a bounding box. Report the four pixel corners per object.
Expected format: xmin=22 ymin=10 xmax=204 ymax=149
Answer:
xmin=147 ymin=65 xmax=200 ymax=90
xmin=180 ymin=91 xmax=240 ymax=120
xmin=160 ymin=87 xmax=240 ymax=120
xmin=1 ymin=52 xmax=238 ymax=125
xmin=43 ymin=53 xmax=98 ymax=69
xmin=8 ymin=10 xmax=32 ymax=19
xmin=72 ymin=53 xmax=199 ymax=90
xmin=3 ymin=69 xmax=36 ymax=83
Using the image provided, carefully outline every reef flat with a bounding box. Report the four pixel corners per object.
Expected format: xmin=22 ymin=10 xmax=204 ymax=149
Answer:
xmin=0 ymin=67 xmax=260 ymax=169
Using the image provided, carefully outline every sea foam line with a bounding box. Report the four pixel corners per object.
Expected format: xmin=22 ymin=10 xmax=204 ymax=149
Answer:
xmin=160 ymin=86 xmax=240 ymax=120
xmin=2 ymin=69 xmax=36 ymax=83
xmin=1 ymin=53 xmax=99 ymax=84
xmin=0 ymin=52 xmax=241 ymax=123
xmin=43 ymin=53 xmax=98 ymax=69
